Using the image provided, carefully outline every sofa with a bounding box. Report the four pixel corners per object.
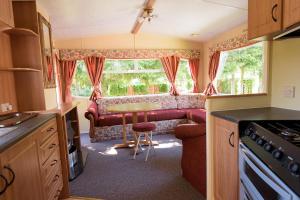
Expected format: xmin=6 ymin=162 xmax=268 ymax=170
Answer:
xmin=85 ymin=93 xmax=206 ymax=142
xmin=175 ymin=123 xmax=206 ymax=197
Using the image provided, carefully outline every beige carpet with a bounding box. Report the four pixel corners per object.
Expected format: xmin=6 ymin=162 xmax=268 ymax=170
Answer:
xmin=70 ymin=134 xmax=205 ymax=200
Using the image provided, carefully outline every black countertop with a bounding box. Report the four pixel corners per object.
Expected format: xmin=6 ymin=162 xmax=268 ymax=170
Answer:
xmin=0 ymin=113 xmax=56 ymax=153
xmin=211 ymin=107 xmax=300 ymax=123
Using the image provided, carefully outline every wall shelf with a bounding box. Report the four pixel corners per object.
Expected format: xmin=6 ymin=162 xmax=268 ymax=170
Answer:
xmin=0 ymin=68 xmax=41 ymax=72
xmin=3 ymin=28 xmax=39 ymax=37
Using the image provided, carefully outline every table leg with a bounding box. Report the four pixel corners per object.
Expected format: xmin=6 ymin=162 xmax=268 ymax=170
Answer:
xmin=122 ymin=113 xmax=127 ymax=144
xmin=132 ymin=112 xmax=138 ymax=142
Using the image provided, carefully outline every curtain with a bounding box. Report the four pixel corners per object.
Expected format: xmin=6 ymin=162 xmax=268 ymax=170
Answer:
xmin=204 ymin=51 xmax=221 ymax=96
xmin=46 ymin=55 xmax=53 ymax=81
xmin=188 ymin=58 xmax=200 ymax=93
xmin=57 ymin=59 xmax=77 ymax=103
xmin=84 ymin=56 xmax=105 ymax=101
xmin=160 ymin=55 xmax=180 ymax=96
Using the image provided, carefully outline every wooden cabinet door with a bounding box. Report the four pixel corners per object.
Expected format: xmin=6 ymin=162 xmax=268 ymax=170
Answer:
xmin=0 ymin=0 xmax=14 ymax=27
xmin=213 ymin=117 xmax=239 ymax=200
xmin=283 ymin=0 xmax=300 ymax=29
xmin=0 ymin=134 xmax=43 ymax=200
xmin=248 ymin=0 xmax=283 ymax=40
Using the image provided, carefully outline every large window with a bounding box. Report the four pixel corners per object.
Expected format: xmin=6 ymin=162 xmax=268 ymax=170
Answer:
xmin=216 ymin=42 xmax=265 ymax=95
xmin=71 ymin=59 xmax=193 ymax=97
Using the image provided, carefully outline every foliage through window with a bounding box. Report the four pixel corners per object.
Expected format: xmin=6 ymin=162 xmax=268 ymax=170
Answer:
xmin=216 ymin=42 xmax=265 ymax=95
xmin=71 ymin=59 xmax=193 ymax=97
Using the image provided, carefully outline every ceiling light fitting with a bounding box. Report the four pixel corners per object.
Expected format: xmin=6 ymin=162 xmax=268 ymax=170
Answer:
xmin=139 ymin=8 xmax=156 ymax=23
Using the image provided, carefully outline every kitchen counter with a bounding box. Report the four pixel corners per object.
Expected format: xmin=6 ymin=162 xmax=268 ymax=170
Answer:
xmin=0 ymin=113 xmax=56 ymax=152
xmin=211 ymin=107 xmax=300 ymax=123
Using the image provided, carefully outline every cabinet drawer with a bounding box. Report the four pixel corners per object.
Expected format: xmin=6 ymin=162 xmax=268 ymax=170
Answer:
xmin=39 ymin=119 xmax=57 ymax=145
xmin=40 ymin=132 xmax=59 ymax=164
xmin=45 ymin=168 xmax=63 ymax=200
xmin=42 ymin=148 xmax=61 ymax=182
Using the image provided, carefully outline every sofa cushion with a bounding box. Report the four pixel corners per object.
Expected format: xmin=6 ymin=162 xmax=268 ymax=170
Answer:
xmin=147 ymin=109 xmax=187 ymax=121
xmin=176 ymin=93 xmax=206 ymax=109
xmin=98 ymin=109 xmax=188 ymax=127
xmin=186 ymin=109 xmax=206 ymax=123
xmin=96 ymin=94 xmax=177 ymax=115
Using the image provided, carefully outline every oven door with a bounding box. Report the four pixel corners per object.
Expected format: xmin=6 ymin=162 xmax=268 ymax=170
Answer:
xmin=239 ymin=143 xmax=294 ymax=200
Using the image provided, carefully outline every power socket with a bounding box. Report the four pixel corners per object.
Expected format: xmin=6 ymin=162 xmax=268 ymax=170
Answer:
xmin=0 ymin=103 xmax=12 ymax=112
xmin=283 ymin=86 xmax=296 ymax=98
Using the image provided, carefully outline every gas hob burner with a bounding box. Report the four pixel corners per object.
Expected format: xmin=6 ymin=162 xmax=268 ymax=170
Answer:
xmin=281 ymin=128 xmax=300 ymax=138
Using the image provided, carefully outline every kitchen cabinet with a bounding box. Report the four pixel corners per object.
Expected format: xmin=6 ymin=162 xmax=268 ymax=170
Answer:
xmin=0 ymin=0 xmax=14 ymax=27
xmin=213 ymin=116 xmax=239 ymax=200
xmin=283 ymin=0 xmax=300 ymax=29
xmin=248 ymin=0 xmax=283 ymax=40
xmin=0 ymin=118 xmax=63 ymax=200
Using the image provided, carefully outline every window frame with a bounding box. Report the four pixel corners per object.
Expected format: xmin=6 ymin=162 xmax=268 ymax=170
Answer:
xmin=213 ymin=41 xmax=269 ymax=97
xmin=71 ymin=58 xmax=195 ymax=98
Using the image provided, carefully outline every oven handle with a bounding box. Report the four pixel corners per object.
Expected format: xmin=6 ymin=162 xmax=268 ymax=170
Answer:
xmin=240 ymin=145 xmax=292 ymax=198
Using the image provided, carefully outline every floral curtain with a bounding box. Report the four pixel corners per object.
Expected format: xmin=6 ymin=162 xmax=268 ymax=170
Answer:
xmin=160 ymin=55 xmax=180 ymax=96
xmin=188 ymin=58 xmax=200 ymax=93
xmin=84 ymin=56 xmax=106 ymax=101
xmin=57 ymin=59 xmax=77 ymax=103
xmin=204 ymin=51 xmax=221 ymax=96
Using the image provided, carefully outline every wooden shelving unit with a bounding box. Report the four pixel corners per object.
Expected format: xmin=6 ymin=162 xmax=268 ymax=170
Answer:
xmin=0 ymin=67 xmax=41 ymax=72
xmin=3 ymin=27 xmax=38 ymax=37
xmin=54 ymin=103 xmax=82 ymax=199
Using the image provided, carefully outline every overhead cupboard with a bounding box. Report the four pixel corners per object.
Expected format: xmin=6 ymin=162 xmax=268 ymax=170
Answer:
xmin=248 ymin=0 xmax=300 ymax=40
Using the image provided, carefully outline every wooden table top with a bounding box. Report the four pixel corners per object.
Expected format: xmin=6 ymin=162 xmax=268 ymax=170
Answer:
xmin=107 ymin=102 xmax=161 ymax=113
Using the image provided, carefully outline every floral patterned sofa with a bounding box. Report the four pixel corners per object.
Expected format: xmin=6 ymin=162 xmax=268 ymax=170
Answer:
xmin=85 ymin=93 xmax=206 ymax=142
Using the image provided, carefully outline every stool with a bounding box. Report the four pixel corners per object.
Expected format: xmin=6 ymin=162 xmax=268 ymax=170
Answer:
xmin=132 ymin=122 xmax=156 ymax=161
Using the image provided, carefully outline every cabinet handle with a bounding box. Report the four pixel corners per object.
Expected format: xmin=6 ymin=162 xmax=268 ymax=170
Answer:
xmin=50 ymin=160 xmax=58 ymax=166
xmin=228 ymin=132 xmax=234 ymax=147
xmin=271 ymin=4 xmax=278 ymax=22
xmin=52 ymin=175 xmax=60 ymax=183
xmin=3 ymin=166 xmax=15 ymax=186
xmin=47 ymin=127 xmax=54 ymax=132
xmin=48 ymin=143 xmax=56 ymax=149
xmin=0 ymin=174 xmax=8 ymax=196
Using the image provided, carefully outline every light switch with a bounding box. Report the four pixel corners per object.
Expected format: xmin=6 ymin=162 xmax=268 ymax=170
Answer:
xmin=283 ymin=86 xmax=296 ymax=98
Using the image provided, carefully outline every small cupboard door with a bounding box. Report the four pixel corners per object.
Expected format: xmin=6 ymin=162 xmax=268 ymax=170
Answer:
xmin=0 ymin=0 xmax=14 ymax=27
xmin=0 ymin=134 xmax=43 ymax=200
xmin=248 ymin=0 xmax=283 ymax=40
xmin=283 ymin=0 xmax=300 ymax=29
xmin=213 ymin=117 xmax=239 ymax=200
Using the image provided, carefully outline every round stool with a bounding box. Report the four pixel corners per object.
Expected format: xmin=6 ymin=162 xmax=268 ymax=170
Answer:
xmin=132 ymin=122 xmax=156 ymax=161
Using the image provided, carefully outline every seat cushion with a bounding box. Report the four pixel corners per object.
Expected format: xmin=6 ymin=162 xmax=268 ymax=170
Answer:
xmin=147 ymin=109 xmax=187 ymax=121
xmin=98 ymin=113 xmax=134 ymax=127
xmin=132 ymin=122 xmax=156 ymax=132
xmin=186 ymin=109 xmax=206 ymax=123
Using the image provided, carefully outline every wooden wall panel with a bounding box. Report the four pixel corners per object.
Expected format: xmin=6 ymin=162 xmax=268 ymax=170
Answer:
xmin=14 ymin=72 xmax=45 ymax=112
xmin=0 ymin=32 xmax=18 ymax=113
xmin=10 ymin=35 xmax=42 ymax=69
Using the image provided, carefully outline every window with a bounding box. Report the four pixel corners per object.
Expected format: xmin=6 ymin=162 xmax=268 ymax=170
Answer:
xmin=216 ymin=42 xmax=265 ymax=95
xmin=102 ymin=59 xmax=169 ymax=97
xmin=176 ymin=60 xmax=193 ymax=93
xmin=71 ymin=59 xmax=194 ymax=97
xmin=71 ymin=60 xmax=92 ymax=97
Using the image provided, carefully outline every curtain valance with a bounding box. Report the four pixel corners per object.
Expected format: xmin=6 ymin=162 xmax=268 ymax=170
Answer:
xmin=59 ymin=49 xmax=201 ymax=60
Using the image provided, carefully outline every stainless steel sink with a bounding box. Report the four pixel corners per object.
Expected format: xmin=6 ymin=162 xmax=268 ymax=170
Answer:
xmin=0 ymin=112 xmax=38 ymax=128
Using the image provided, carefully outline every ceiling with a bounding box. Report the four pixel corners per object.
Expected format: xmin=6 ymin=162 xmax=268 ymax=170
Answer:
xmin=38 ymin=0 xmax=248 ymax=41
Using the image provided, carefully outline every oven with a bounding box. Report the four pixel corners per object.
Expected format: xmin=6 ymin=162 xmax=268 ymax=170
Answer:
xmin=239 ymin=143 xmax=299 ymax=200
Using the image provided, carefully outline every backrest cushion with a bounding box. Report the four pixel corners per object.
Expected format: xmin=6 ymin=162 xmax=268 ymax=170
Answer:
xmin=176 ymin=93 xmax=206 ymax=109
xmin=96 ymin=94 xmax=177 ymax=115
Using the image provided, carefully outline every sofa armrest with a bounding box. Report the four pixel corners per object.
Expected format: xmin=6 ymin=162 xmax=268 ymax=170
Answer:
xmin=85 ymin=101 xmax=98 ymax=138
xmin=85 ymin=101 xmax=99 ymax=119
xmin=175 ymin=123 xmax=206 ymax=140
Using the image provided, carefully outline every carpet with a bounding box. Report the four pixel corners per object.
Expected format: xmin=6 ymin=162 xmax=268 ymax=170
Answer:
xmin=70 ymin=133 xmax=205 ymax=200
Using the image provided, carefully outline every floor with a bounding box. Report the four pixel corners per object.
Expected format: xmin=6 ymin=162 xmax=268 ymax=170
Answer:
xmin=70 ymin=133 xmax=205 ymax=200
